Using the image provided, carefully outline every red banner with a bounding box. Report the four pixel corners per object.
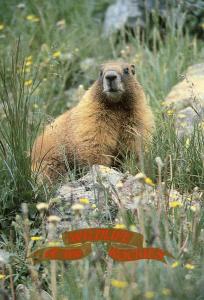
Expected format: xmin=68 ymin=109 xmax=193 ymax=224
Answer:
xmin=30 ymin=228 xmax=173 ymax=264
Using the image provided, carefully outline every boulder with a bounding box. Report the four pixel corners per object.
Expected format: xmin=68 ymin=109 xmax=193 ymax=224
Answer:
xmin=164 ymin=63 xmax=204 ymax=138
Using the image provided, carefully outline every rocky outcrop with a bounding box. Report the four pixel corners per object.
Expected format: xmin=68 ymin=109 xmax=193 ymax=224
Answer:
xmin=164 ymin=63 xmax=204 ymax=138
xmin=49 ymin=165 xmax=155 ymax=233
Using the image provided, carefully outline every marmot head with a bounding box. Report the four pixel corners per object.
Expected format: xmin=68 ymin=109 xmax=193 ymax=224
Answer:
xmin=97 ymin=61 xmax=137 ymax=103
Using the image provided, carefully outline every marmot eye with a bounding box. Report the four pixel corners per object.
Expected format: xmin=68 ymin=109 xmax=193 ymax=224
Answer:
xmin=123 ymin=67 xmax=129 ymax=75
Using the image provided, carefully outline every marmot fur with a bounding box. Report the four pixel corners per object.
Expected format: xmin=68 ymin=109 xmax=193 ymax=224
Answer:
xmin=32 ymin=61 xmax=155 ymax=182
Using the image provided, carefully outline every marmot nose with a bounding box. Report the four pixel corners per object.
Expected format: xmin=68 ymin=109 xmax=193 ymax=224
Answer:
xmin=105 ymin=71 xmax=117 ymax=82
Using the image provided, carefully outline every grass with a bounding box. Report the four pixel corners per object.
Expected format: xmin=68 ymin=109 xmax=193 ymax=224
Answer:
xmin=0 ymin=1 xmax=204 ymax=299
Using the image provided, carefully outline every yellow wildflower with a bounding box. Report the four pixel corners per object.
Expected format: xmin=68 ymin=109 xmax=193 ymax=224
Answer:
xmin=91 ymin=204 xmax=96 ymax=208
xmin=47 ymin=215 xmax=61 ymax=223
xmin=185 ymin=263 xmax=195 ymax=270
xmin=36 ymin=202 xmax=49 ymax=211
xmin=111 ymin=279 xmax=128 ymax=288
xmin=52 ymin=51 xmax=61 ymax=58
xmin=79 ymin=198 xmax=90 ymax=204
xmin=114 ymin=224 xmax=126 ymax=229
xmin=56 ymin=19 xmax=66 ymax=29
xmin=144 ymin=291 xmax=155 ymax=299
xmin=116 ymin=180 xmax=123 ymax=188
xmin=99 ymin=165 xmax=111 ymax=173
xmin=71 ymin=203 xmax=84 ymax=210
xmin=24 ymin=79 xmax=32 ymax=87
xmin=162 ymin=288 xmax=171 ymax=296
xmin=25 ymin=67 xmax=31 ymax=73
xmin=25 ymin=60 xmax=32 ymax=67
xmin=0 ymin=24 xmax=4 ymax=31
xmin=26 ymin=15 xmax=40 ymax=22
xmin=185 ymin=138 xmax=190 ymax=148
xmin=0 ymin=274 xmax=6 ymax=280
xmin=129 ymin=225 xmax=137 ymax=232
xmin=178 ymin=114 xmax=186 ymax=119
xmin=166 ymin=110 xmax=174 ymax=116
xmin=200 ymin=23 xmax=204 ymax=30
xmin=169 ymin=201 xmax=183 ymax=208
xmin=31 ymin=236 xmax=43 ymax=241
xmin=144 ymin=177 xmax=155 ymax=186
xmin=33 ymin=103 xmax=39 ymax=109
xmin=171 ymin=261 xmax=180 ymax=268
xmin=47 ymin=241 xmax=61 ymax=247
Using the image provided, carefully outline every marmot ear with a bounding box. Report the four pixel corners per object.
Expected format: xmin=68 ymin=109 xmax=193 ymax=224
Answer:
xmin=130 ymin=64 xmax=135 ymax=75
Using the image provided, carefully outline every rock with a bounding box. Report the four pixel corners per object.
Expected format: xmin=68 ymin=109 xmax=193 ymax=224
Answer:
xmin=164 ymin=63 xmax=204 ymax=138
xmin=16 ymin=284 xmax=52 ymax=300
xmin=103 ymin=0 xmax=142 ymax=36
xmin=103 ymin=0 xmax=168 ymax=36
xmin=49 ymin=165 xmax=155 ymax=233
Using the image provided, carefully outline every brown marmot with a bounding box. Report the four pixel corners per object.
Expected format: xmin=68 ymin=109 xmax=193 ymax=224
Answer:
xmin=32 ymin=61 xmax=155 ymax=182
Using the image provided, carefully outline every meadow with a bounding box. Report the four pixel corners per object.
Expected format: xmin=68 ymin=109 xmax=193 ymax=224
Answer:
xmin=0 ymin=1 xmax=204 ymax=299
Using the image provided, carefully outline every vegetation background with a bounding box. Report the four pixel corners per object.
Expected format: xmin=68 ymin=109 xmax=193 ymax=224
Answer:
xmin=0 ymin=0 xmax=204 ymax=299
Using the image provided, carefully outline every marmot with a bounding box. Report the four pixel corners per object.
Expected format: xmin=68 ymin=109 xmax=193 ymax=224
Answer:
xmin=32 ymin=61 xmax=155 ymax=182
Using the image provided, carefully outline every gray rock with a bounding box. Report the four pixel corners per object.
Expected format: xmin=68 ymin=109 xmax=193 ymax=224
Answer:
xmin=103 ymin=0 xmax=142 ymax=36
xmin=49 ymin=165 xmax=155 ymax=233
xmin=164 ymin=63 xmax=204 ymax=137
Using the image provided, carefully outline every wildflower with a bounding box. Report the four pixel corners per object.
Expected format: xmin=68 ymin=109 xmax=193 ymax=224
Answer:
xmin=190 ymin=205 xmax=199 ymax=212
xmin=144 ymin=291 xmax=155 ymax=299
xmin=47 ymin=241 xmax=61 ymax=247
xmin=33 ymin=103 xmax=39 ymax=109
xmin=91 ymin=204 xmax=96 ymax=208
xmin=178 ymin=113 xmax=186 ymax=119
xmin=114 ymin=224 xmax=126 ymax=229
xmin=79 ymin=198 xmax=90 ymax=205
xmin=185 ymin=138 xmax=190 ymax=148
xmin=0 ymin=274 xmax=6 ymax=280
xmin=25 ymin=60 xmax=32 ymax=67
xmin=26 ymin=15 xmax=40 ymax=22
xmin=144 ymin=177 xmax=155 ymax=186
xmin=24 ymin=79 xmax=32 ymax=87
xmin=129 ymin=225 xmax=137 ymax=232
xmin=162 ymin=288 xmax=171 ymax=296
xmin=25 ymin=67 xmax=31 ymax=73
xmin=166 ymin=110 xmax=174 ymax=116
xmin=185 ymin=263 xmax=195 ymax=270
xmin=47 ymin=215 xmax=61 ymax=223
xmin=99 ymin=165 xmax=111 ymax=173
xmin=36 ymin=202 xmax=49 ymax=211
xmin=171 ymin=261 xmax=180 ymax=268
xmin=71 ymin=203 xmax=84 ymax=210
xmin=17 ymin=3 xmax=26 ymax=9
xmin=116 ymin=181 xmax=123 ymax=188
xmin=169 ymin=201 xmax=183 ymax=208
xmin=31 ymin=236 xmax=43 ymax=241
xmin=56 ymin=19 xmax=66 ymax=29
xmin=52 ymin=51 xmax=61 ymax=58
xmin=0 ymin=24 xmax=4 ymax=31
xmin=135 ymin=172 xmax=146 ymax=180
xmin=111 ymin=279 xmax=128 ymax=288
xmin=74 ymin=48 xmax=79 ymax=53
